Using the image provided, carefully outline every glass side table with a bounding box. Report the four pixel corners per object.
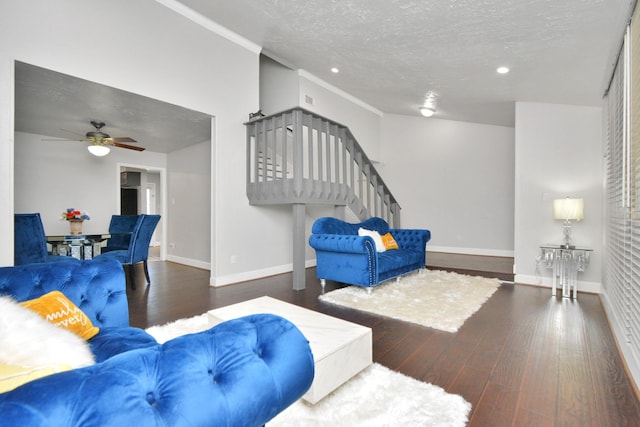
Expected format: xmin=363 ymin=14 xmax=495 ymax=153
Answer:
xmin=540 ymin=245 xmax=593 ymax=299
xmin=46 ymin=234 xmax=111 ymax=260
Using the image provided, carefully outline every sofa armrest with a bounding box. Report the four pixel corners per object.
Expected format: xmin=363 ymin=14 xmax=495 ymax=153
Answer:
xmin=309 ymin=234 xmax=377 ymax=255
xmin=0 ymin=314 xmax=315 ymax=427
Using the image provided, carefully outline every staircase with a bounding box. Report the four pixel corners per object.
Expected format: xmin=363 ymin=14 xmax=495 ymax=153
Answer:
xmin=245 ymin=107 xmax=401 ymax=289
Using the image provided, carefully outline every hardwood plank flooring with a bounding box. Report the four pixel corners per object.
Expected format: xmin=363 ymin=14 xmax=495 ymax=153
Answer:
xmin=126 ymin=260 xmax=640 ymax=426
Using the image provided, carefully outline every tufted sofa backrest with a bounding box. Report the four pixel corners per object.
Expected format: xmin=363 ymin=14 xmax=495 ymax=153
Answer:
xmin=311 ymin=216 xmax=390 ymax=235
xmin=0 ymin=258 xmax=129 ymax=328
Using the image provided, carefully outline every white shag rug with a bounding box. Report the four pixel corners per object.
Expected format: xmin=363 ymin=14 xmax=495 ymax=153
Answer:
xmin=269 ymin=363 xmax=470 ymax=427
xmin=319 ymin=269 xmax=501 ymax=333
xmin=146 ymin=313 xmax=213 ymax=344
xmin=147 ymin=314 xmax=471 ymax=427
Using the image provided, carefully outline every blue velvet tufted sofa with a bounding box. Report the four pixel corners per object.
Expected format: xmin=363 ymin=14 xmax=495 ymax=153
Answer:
xmin=309 ymin=217 xmax=431 ymax=292
xmin=0 ymin=258 xmax=314 ymax=426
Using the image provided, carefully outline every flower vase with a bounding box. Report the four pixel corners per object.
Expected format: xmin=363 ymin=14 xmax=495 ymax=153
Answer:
xmin=69 ymin=220 xmax=83 ymax=235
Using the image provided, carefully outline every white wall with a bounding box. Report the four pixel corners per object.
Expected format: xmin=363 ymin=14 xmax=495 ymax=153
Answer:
xmin=379 ymin=114 xmax=515 ymax=256
xmin=514 ymin=102 xmax=603 ymax=293
xmin=167 ymin=141 xmax=211 ymax=267
xmin=259 ymin=60 xmax=518 ymax=261
xmin=14 ymin=132 xmax=167 ymax=235
xmin=145 ymin=171 xmax=163 ymax=246
xmin=298 ymin=72 xmax=383 ymax=161
xmin=259 ymin=57 xmax=384 ymax=161
xmin=259 ymin=55 xmax=299 ymax=116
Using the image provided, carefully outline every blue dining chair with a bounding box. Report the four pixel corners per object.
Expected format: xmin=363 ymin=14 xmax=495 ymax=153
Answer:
xmin=95 ymin=214 xmax=161 ymax=290
xmin=14 ymin=213 xmax=76 ymax=265
xmin=102 ymin=215 xmax=140 ymax=253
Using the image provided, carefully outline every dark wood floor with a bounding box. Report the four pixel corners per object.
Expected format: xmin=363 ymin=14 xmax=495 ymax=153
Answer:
xmin=127 ymin=260 xmax=640 ymax=426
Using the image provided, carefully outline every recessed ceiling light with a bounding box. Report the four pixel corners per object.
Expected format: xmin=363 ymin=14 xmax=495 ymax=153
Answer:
xmin=331 ymin=67 xmax=339 ymax=73
xmin=497 ymin=66 xmax=510 ymax=74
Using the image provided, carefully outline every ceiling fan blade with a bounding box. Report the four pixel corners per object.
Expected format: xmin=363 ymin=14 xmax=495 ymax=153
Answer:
xmin=111 ymin=137 xmax=137 ymax=143
xmin=114 ymin=142 xmax=145 ymax=151
xmin=60 ymin=128 xmax=87 ymax=138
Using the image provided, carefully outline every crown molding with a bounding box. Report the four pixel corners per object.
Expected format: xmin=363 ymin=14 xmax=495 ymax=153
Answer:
xmin=155 ymin=0 xmax=262 ymax=55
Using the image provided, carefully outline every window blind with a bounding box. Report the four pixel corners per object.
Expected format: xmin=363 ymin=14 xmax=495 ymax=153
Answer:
xmin=605 ymin=13 xmax=640 ymax=386
xmin=605 ymin=43 xmax=629 ymax=332
xmin=632 ymin=10 xmax=640 ymax=218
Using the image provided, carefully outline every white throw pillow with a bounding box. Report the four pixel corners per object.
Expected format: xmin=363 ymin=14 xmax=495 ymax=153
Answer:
xmin=358 ymin=227 xmax=387 ymax=253
xmin=0 ymin=296 xmax=95 ymax=369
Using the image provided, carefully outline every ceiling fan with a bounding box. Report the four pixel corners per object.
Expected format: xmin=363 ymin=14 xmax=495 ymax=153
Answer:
xmin=45 ymin=120 xmax=145 ymax=156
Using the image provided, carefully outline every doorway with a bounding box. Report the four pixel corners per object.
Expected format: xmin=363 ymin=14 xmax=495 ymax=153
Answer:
xmin=146 ymin=182 xmax=159 ymax=249
xmin=121 ymin=188 xmax=138 ymax=215
xmin=118 ymin=165 xmax=166 ymax=260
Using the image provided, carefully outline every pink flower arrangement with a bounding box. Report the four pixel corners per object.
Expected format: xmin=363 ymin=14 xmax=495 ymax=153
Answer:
xmin=61 ymin=208 xmax=90 ymax=221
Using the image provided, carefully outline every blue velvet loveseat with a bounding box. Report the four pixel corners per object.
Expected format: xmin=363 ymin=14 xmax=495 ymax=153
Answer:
xmin=0 ymin=258 xmax=314 ymax=426
xmin=309 ymin=217 xmax=431 ymax=292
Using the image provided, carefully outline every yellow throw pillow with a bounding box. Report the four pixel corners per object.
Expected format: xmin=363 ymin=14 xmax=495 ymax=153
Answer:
xmin=381 ymin=232 xmax=399 ymax=250
xmin=0 ymin=363 xmax=71 ymax=393
xmin=20 ymin=291 xmax=99 ymax=340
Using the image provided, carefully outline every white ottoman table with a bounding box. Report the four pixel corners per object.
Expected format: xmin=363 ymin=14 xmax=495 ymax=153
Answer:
xmin=208 ymin=296 xmax=372 ymax=404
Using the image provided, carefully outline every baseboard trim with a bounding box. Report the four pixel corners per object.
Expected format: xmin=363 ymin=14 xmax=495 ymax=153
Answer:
xmin=165 ymin=255 xmax=210 ymax=270
xmin=515 ymin=273 xmax=602 ymax=294
xmin=427 ymin=246 xmax=514 ymax=258
xmin=211 ymin=259 xmax=317 ymax=287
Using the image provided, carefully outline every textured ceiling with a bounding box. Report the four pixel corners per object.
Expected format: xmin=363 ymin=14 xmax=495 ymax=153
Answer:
xmin=14 ymin=62 xmax=212 ymax=154
xmin=179 ymin=0 xmax=632 ymax=126
xmin=14 ymin=1 xmax=633 ymax=154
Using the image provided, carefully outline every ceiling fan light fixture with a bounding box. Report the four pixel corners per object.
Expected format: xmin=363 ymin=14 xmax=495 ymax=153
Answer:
xmin=87 ymin=144 xmax=110 ymax=157
xmin=419 ymin=106 xmax=436 ymax=117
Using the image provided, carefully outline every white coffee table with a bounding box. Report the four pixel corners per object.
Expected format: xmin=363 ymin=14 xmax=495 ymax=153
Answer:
xmin=207 ymin=296 xmax=372 ymax=404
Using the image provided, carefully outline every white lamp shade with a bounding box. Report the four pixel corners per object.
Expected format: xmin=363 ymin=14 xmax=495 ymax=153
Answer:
xmin=87 ymin=144 xmax=110 ymax=157
xmin=419 ymin=107 xmax=435 ymax=117
xmin=553 ymin=198 xmax=584 ymax=221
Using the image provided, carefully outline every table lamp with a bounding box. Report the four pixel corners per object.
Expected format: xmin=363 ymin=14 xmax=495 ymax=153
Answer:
xmin=553 ymin=197 xmax=584 ymax=249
